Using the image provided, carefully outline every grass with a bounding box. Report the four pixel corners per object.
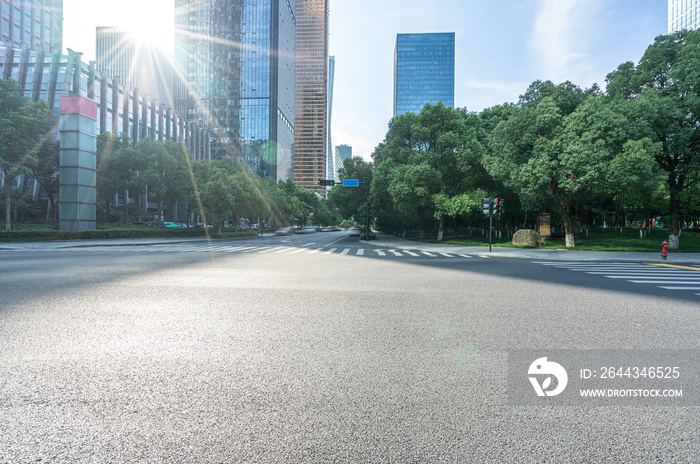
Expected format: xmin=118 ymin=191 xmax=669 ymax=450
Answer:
xmin=406 ymin=227 xmax=700 ymax=253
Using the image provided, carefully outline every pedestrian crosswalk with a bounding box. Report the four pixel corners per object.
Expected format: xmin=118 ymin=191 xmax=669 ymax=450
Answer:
xmin=535 ymin=262 xmax=700 ymax=297
xmin=20 ymin=244 xmax=493 ymax=260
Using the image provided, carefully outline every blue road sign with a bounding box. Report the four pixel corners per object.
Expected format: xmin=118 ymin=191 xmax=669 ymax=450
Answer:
xmin=342 ymin=179 xmax=360 ymax=187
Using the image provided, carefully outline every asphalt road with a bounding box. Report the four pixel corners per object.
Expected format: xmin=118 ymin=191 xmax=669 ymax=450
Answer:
xmin=1 ymin=231 xmax=699 ymax=463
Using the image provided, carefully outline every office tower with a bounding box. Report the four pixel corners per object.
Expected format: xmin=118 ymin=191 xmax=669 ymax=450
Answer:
xmin=96 ymin=27 xmax=174 ymax=108
xmin=294 ymin=0 xmax=329 ymax=196
xmin=327 ymin=55 xmax=335 ymax=183
xmin=669 ymin=0 xmax=700 ymax=32
xmin=0 ymin=0 xmax=62 ymax=53
xmin=393 ymin=32 xmax=455 ymax=117
xmin=174 ymin=0 xmax=296 ymax=179
xmin=334 ymin=144 xmax=351 ymax=182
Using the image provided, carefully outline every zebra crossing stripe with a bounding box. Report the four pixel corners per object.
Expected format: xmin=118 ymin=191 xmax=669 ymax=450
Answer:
xmin=458 ymin=254 xmax=472 ymax=258
xmin=478 ymin=255 xmax=490 ymax=259
xmin=439 ymin=253 xmax=454 ymax=258
xmin=404 ymin=251 xmax=419 ymax=257
xmin=288 ymin=248 xmax=307 ymax=254
xmin=374 ymin=249 xmax=386 ymax=256
xmin=388 ymin=249 xmax=403 ymax=256
xmin=340 ymin=248 xmax=351 ymax=255
xmin=324 ymin=248 xmax=337 ymax=255
xmin=259 ymin=247 xmax=286 ymax=253
xmin=274 ymin=247 xmax=295 ymax=253
xmin=307 ymin=249 xmax=320 ymax=254
xmin=357 ymin=249 xmax=364 ymax=256
xmin=422 ymin=251 xmax=436 ymax=257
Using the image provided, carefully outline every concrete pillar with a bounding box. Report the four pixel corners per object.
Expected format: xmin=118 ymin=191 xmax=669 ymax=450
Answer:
xmin=58 ymin=96 xmax=97 ymax=231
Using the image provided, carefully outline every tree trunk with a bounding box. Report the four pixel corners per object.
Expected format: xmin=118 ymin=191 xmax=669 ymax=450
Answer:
xmin=5 ymin=173 xmax=13 ymax=229
xmin=668 ymin=191 xmax=681 ymax=249
xmin=437 ymin=215 xmax=445 ymax=242
xmin=551 ymin=191 xmax=575 ymax=247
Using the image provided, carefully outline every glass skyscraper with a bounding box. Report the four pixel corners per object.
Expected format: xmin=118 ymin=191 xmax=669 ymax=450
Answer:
xmin=669 ymin=0 xmax=700 ymax=32
xmin=327 ymin=55 xmax=335 ymax=183
xmin=174 ymin=0 xmax=295 ymax=179
xmin=96 ymin=27 xmax=174 ymax=108
xmin=0 ymin=0 xmax=62 ymax=54
xmin=294 ymin=0 xmax=329 ymax=196
xmin=393 ymin=32 xmax=455 ymax=117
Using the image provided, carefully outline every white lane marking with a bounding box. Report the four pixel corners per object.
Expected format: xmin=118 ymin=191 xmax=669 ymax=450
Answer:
xmin=303 ymin=242 xmax=315 ymax=247
xmin=374 ymin=249 xmax=386 ymax=256
xmin=477 ymin=255 xmax=491 ymax=259
xmin=340 ymin=248 xmax=351 ymax=255
xmin=324 ymin=248 xmax=337 ymax=255
xmin=357 ymin=249 xmax=364 ymax=256
xmin=289 ymin=248 xmax=308 ymax=254
xmin=404 ymin=251 xmax=419 ymax=257
xmin=458 ymin=254 xmax=472 ymax=258
xmin=604 ymin=275 xmax=700 ymax=279
xmin=660 ymin=287 xmax=700 ymax=290
xmin=307 ymin=249 xmax=321 ymax=254
xmin=274 ymin=247 xmax=295 ymax=253
xmin=388 ymin=249 xmax=403 ymax=256
xmin=258 ymin=247 xmax=285 ymax=253
xmin=629 ymin=280 xmax=700 ymax=284
xmin=439 ymin=253 xmax=454 ymax=258
xmin=422 ymin=251 xmax=437 ymax=257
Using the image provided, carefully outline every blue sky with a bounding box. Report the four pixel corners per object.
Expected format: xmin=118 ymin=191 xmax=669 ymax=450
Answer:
xmin=64 ymin=0 xmax=668 ymax=160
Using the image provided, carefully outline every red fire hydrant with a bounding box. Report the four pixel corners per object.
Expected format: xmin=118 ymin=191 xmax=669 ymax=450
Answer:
xmin=661 ymin=241 xmax=669 ymax=260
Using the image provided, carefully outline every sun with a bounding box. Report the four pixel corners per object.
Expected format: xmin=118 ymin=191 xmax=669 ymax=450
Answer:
xmin=124 ymin=16 xmax=174 ymax=57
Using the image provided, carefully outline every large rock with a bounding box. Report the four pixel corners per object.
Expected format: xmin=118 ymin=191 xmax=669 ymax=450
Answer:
xmin=512 ymin=229 xmax=546 ymax=247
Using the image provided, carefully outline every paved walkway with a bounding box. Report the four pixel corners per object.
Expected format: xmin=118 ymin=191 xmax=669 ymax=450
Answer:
xmin=362 ymin=232 xmax=700 ymax=265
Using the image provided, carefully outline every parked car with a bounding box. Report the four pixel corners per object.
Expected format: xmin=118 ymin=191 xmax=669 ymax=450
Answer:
xmin=275 ymin=227 xmax=292 ymax=236
xmin=349 ymin=226 xmax=362 ymax=237
xmin=294 ymin=227 xmax=316 ymax=234
xmin=160 ymin=222 xmax=185 ymax=228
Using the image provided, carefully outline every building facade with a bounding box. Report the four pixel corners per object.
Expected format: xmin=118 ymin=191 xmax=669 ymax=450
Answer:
xmin=669 ymin=0 xmax=700 ymax=32
xmin=174 ymin=0 xmax=295 ymax=179
xmin=334 ymin=144 xmax=351 ymax=182
xmin=0 ymin=45 xmax=208 ymax=158
xmin=96 ymin=26 xmax=174 ymax=107
xmin=0 ymin=0 xmax=62 ymax=53
xmin=294 ymin=0 xmax=329 ymax=196
xmin=327 ymin=55 xmax=335 ymax=183
xmin=393 ymin=32 xmax=455 ymax=117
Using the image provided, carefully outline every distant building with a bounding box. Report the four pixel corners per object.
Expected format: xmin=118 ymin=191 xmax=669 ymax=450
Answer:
xmin=327 ymin=55 xmax=335 ymax=184
xmin=393 ymin=32 xmax=455 ymax=117
xmin=669 ymin=0 xmax=700 ymax=32
xmin=294 ymin=0 xmax=329 ymax=196
xmin=334 ymin=144 xmax=352 ymax=182
xmin=0 ymin=0 xmax=62 ymax=53
xmin=95 ymin=27 xmax=173 ymax=108
xmin=0 ymin=45 xmax=208 ymax=158
xmin=174 ymin=0 xmax=296 ymax=178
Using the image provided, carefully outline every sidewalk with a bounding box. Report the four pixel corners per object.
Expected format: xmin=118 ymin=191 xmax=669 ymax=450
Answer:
xmin=0 ymin=234 xmax=265 ymax=251
xmin=362 ymin=232 xmax=700 ymax=265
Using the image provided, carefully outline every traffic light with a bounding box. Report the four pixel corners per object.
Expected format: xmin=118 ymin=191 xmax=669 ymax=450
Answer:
xmin=493 ymin=198 xmax=501 ymax=215
xmin=482 ymin=197 xmax=491 ymax=215
xmin=319 ymin=179 xmax=336 ymax=186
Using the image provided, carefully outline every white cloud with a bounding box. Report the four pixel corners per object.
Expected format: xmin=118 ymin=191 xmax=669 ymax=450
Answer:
xmin=529 ymin=0 xmax=605 ymax=85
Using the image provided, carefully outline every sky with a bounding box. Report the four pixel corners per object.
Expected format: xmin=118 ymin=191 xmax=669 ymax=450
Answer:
xmin=63 ymin=0 xmax=668 ymax=161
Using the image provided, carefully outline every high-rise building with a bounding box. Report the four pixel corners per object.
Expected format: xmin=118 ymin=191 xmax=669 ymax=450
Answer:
xmin=327 ymin=55 xmax=335 ymax=183
xmin=294 ymin=0 xmax=329 ymax=196
xmin=669 ymin=0 xmax=700 ymax=32
xmin=334 ymin=144 xmax=351 ymax=182
xmin=174 ymin=0 xmax=296 ymax=179
xmin=96 ymin=27 xmax=174 ymax=108
xmin=0 ymin=0 xmax=62 ymax=53
xmin=393 ymin=32 xmax=455 ymax=117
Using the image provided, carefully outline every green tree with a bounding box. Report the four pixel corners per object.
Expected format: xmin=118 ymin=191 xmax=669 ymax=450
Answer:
xmin=31 ymin=139 xmax=60 ymax=221
xmin=0 ymin=78 xmax=55 ymax=229
xmin=327 ymin=156 xmax=373 ymax=223
xmin=606 ymin=30 xmax=700 ymax=248
xmin=486 ymin=81 xmax=591 ymax=247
